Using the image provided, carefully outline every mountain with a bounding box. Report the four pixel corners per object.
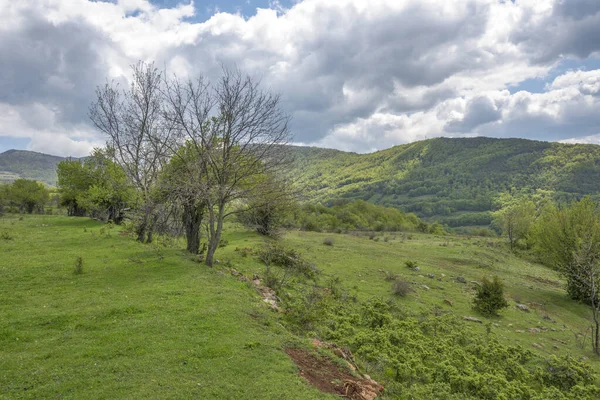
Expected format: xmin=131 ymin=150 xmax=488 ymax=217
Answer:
xmin=0 ymin=149 xmax=69 ymax=186
xmin=4 ymin=137 xmax=600 ymax=227
xmin=287 ymin=137 xmax=600 ymax=228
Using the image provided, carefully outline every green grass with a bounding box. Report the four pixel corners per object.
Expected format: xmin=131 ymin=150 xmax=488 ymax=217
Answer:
xmin=221 ymin=230 xmax=600 ymax=368
xmin=1 ymin=215 xmax=599 ymax=399
xmin=0 ymin=215 xmax=332 ymax=399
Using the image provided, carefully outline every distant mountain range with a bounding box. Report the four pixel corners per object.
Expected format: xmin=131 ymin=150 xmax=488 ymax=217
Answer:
xmin=3 ymin=137 xmax=600 ymax=227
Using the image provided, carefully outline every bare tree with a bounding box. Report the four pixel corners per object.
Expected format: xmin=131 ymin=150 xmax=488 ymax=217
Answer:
xmin=89 ymin=61 xmax=172 ymax=242
xmin=163 ymin=67 xmax=292 ymax=266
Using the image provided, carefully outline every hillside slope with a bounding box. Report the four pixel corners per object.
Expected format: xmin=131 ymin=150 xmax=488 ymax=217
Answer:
xmin=289 ymin=137 xmax=600 ymax=227
xmin=0 ymin=149 xmax=68 ymax=186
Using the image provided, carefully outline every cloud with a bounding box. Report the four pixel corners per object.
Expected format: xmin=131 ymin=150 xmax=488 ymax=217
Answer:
xmin=1 ymin=0 xmax=600 ymax=156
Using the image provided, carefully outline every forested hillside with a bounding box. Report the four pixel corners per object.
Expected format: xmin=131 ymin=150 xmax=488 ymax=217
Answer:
xmin=289 ymin=137 xmax=600 ymax=227
xmin=0 ymin=150 xmax=67 ymax=186
xmin=4 ymin=137 xmax=600 ymax=226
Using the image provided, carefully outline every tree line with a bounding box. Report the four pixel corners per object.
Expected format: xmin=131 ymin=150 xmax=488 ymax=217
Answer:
xmin=56 ymin=62 xmax=292 ymax=267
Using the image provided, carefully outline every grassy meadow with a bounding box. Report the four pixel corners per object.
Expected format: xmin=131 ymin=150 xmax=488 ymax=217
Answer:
xmin=1 ymin=214 xmax=599 ymax=398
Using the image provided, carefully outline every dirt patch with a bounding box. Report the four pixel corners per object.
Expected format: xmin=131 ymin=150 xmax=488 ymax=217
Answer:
xmin=285 ymin=348 xmax=383 ymax=400
xmin=525 ymin=274 xmax=562 ymax=288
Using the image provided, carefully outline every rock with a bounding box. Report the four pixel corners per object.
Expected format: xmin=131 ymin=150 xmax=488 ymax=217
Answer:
xmin=516 ymin=304 xmax=530 ymax=312
xmin=515 ymin=329 xmax=525 ymax=333
xmin=532 ymin=342 xmax=544 ymax=348
xmin=252 ymin=278 xmax=261 ymax=286
xmin=437 ymin=278 xmax=442 ymax=282
xmin=443 ymin=299 xmax=453 ymax=307
xmin=543 ymin=315 xmax=555 ymax=322
xmin=230 ymin=268 xmax=240 ymax=277
xmin=238 ymin=275 xmax=249 ymax=282
xmin=456 ymin=276 xmax=467 ymax=284
xmin=528 ymin=328 xmax=541 ymax=333
xmin=463 ymin=316 xmax=483 ymax=323
xmin=553 ymin=345 xmax=559 ymax=349
xmin=470 ymin=281 xmax=480 ymax=286
xmin=440 ymin=273 xmax=446 ymax=278
xmin=411 ymin=267 xmax=421 ymax=272
xmin=437 ymin=286 xmax=444 ymax=290
xmin=508 ymin=323 xmax=513 ymax=327
xmin=426 ymin=273 xmax=435 ymax=279
xmin=421 ymin=285 xmax=430 ymax=290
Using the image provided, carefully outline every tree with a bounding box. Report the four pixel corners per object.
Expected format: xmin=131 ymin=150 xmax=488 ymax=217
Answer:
xmin=57 ymin=158 xmax=94 ymax=216
xmin=572 ymin=237 xmax=600 ymax=355
xmin=89 ymin=61 xmax=172 ymax=242
xmin=533 ymin=197 xmax=600 ymax=302
xmin=238 ymin=174 xmax=296 ymax=237
xmin=494 ymin=196 xmax=536 ymax=251
xmin=57 ymin=149 xmax=133 ymax=222
xmin=163 ymin=67 xmax=292 ymax=265
xmin=5 ymin=179 xmax=49 ymax=214
xmin=157 ymin=143 xmax=207 ymax=254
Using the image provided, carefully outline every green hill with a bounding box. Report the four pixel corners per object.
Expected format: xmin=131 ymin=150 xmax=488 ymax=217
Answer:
xmin=288 ymin=137 xmax=600 ymax=227
xmin=0 ymin=149 xmax=71 ymax=186
xmin=4 ymin=137 xmax=600 ymax=226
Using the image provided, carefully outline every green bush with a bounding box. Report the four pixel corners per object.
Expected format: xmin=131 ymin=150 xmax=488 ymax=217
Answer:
xmin=472 ymin=275 xmax=508 ymax=316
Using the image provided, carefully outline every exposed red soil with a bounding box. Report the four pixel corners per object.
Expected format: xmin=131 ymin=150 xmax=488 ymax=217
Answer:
xmin=285 ymin=348 xmax=383 ymax=400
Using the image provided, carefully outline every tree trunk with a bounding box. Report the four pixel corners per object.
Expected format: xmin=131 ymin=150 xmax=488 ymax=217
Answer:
xmin=183 ymin=202 xmax=204 ymax=254
xmin=205 ymin=204 xmax=224 ymax=267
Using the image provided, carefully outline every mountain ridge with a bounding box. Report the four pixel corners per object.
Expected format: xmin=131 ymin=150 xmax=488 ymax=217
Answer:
xmin=3 ymin=137 xmax=600 ymax=228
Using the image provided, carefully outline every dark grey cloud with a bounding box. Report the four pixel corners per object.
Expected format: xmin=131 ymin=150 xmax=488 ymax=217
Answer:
xmin=0 ymin=10 xmax=111 ymax=126
xmin=511 ymin=0 xmax=600 ymax=64
xmin=445 ymin=96 xmax=502 ymax=133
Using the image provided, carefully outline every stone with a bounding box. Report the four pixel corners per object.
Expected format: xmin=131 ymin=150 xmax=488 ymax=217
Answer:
xmin=532 ymin=343 xmax=544 ymax=348
xmin=411 ymin=267 xmax=421 ymax=272
xmin=443 ymin=299 xmax=453 ymax=307
xmin=426 ymin=273 xmax=435 ymax=279
xmin=463 ymin=316 xmax=483 ymax=323
xmin=456 ymin=276 xmax=467 ymax=284
xmin=421 ymin=285 xmax=430 ymax=290
xmin=528 ymin=328 xmax=541 ymax=333
xmin=516 ymin=304 xmax=530 ymax=312
xmin=440 ymin=273 xmax=446 ymax=278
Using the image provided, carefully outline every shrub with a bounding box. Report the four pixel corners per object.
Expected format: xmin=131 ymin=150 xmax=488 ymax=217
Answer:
xmin=392 ymin=279 xmax=413 ymax=296
xmin=405 ymin=260 xmax=418 ymax=269
xmin=74 ymin=257 xmax=84 ymax=275
xmin=323 ymin=237 xmax=334 ymax=246
xmin=258 ymin=243 xmax=319 ymax=288
xmin=384 ymin=271 xmax=398 ymax=281
xmin=1 ymin=231 xmax=14 ymax=241
xmin=472 ymin=275 xmax=508 ymax=316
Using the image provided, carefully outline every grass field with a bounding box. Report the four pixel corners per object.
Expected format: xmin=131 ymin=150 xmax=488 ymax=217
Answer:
xmin=1 ymin=215 xmax=599 ymax=399
xmin=0 ymin=215 xmax=332 ymax=399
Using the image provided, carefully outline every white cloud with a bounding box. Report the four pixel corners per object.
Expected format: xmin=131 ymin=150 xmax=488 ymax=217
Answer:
xmin=1 ymin=0 xmax=600 ymax=155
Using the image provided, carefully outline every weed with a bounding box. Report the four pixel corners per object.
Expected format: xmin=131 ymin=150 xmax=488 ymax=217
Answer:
xmin=1 ymin=231 xmax=14 ymax=240
xmin=384 ymin=271 xmax=398 ymax=281
xmin=73 ymin=257 xmax=84 ymax=275
xmin=392 ymin=279 xmax=413 ymax=297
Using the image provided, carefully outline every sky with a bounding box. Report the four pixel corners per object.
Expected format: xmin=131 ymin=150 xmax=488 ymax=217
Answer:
xmin=1 ymin=0 xmax=600 ymax=157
